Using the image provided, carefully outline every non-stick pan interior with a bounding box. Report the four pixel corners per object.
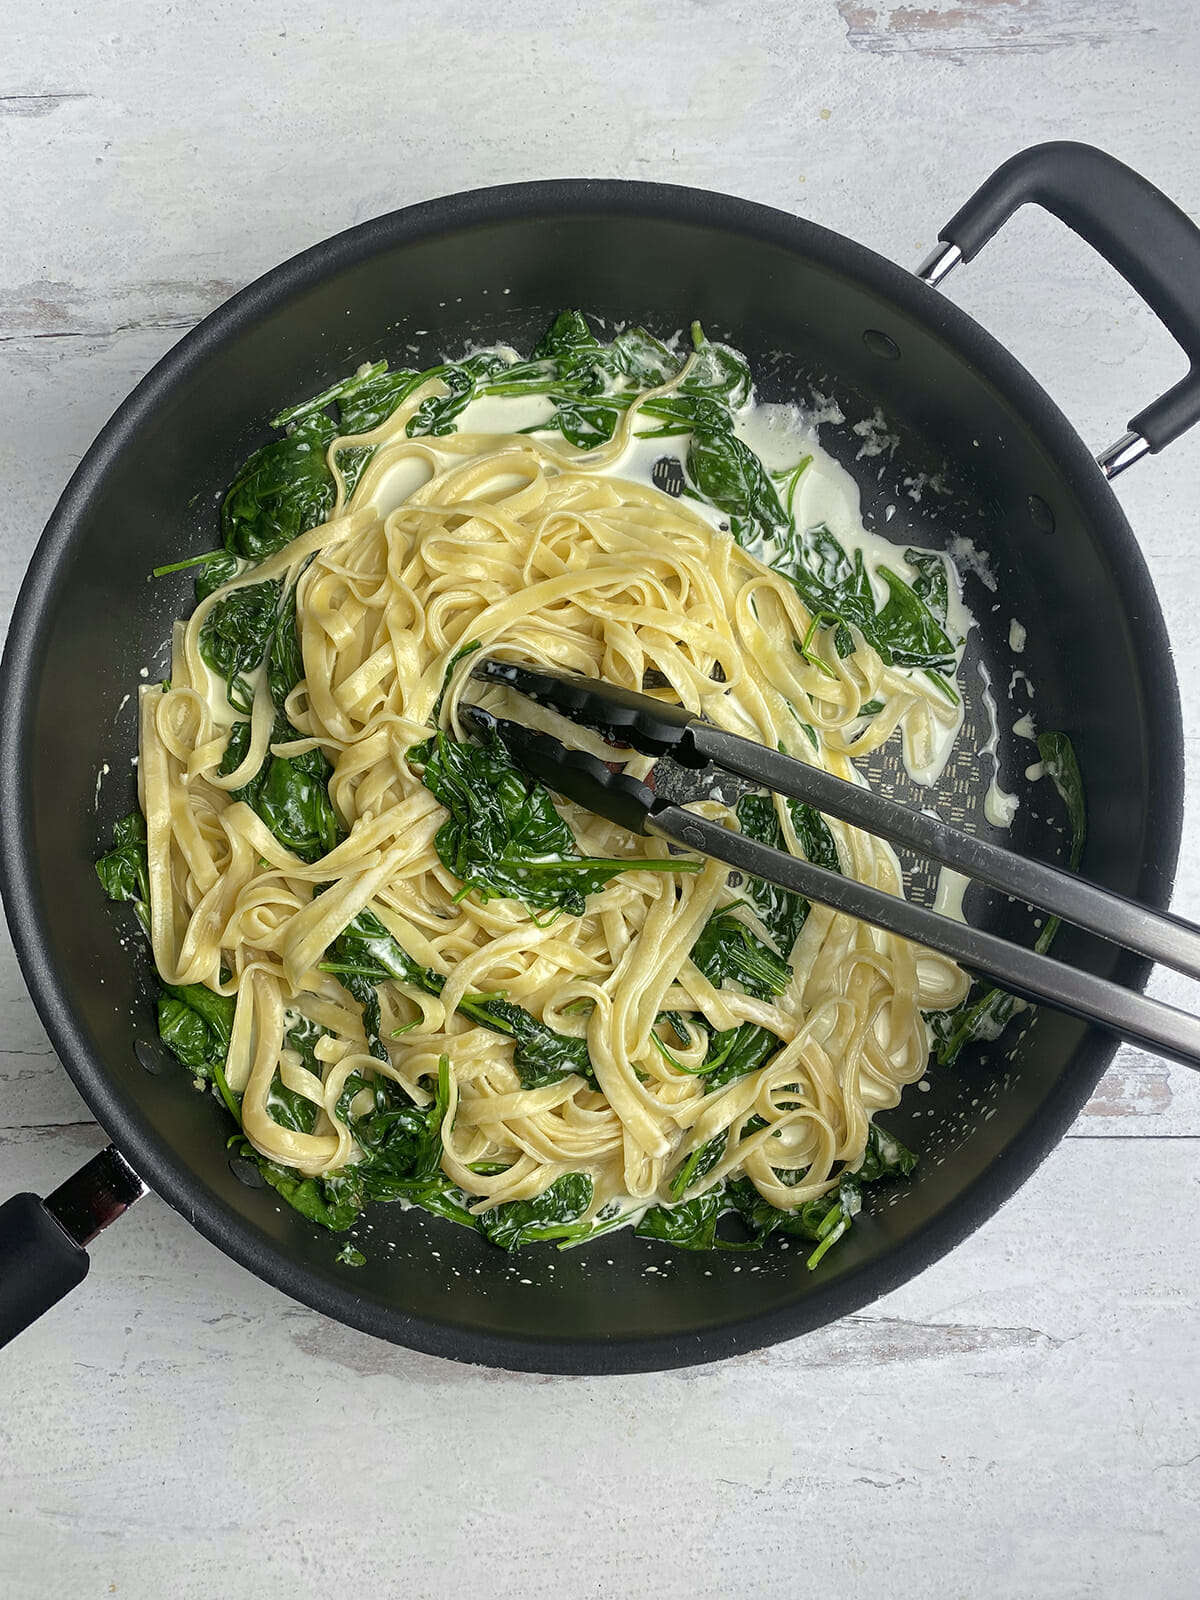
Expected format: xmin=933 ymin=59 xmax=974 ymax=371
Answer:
xmin=7 ymin=188 xmax=1179 ymax=1370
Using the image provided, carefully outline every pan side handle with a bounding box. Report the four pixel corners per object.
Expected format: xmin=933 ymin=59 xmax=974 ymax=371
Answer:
xmin=917 ymin=141 xmax=1200 ymax=474
xmin=0 ymin=1145 xmax=147 ymax=1349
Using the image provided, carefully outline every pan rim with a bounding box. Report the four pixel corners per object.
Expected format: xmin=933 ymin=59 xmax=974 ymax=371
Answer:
xmin=0 ymin=176 xmax=1183 ymax=1373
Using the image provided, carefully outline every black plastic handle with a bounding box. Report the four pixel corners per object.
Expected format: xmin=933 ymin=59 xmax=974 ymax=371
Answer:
xmin=939 ymin=141 xmax=1200 ymax=452
xmin=0 ymin=1146 xmax=146 ymax=1349
xmin=0 ymin=1193 xmax=89 ymax=1349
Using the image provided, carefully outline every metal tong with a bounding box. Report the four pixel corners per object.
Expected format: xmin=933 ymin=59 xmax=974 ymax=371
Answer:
xmin=462 ymin=657 xmax=1200 ymax=1073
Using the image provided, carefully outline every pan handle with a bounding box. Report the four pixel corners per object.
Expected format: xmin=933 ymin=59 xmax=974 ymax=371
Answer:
xmin=917 ymin=141 xmax=1200 ymax=475
xmin=0 ymin=1144 xmax=147 ymax=1349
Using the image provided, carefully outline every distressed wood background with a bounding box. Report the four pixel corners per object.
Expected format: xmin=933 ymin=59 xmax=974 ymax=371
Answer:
xmin=2 ymin=2 xmax=1198 ymax=1595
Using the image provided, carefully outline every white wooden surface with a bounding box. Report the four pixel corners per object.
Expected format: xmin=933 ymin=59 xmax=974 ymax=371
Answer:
xmin=3 ymin=3 xmax=1200 ymax=1595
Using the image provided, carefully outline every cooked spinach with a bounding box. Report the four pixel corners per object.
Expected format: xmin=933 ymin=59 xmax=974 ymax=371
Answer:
xmin=220 ymin=715 xmax=342 ymax=864
xmin=250 ymin=1155 xmax=366 ymax=1231
xmin=245 ymin=1055 xmax=477 ymax=1232
xmin=456 ymin=995 xmax=594 ymax=1090
xmin=151 ymin=548 xmax=243 ymax=602
xmin=156 ymin=980 xmax=235 ymax=1077
xmin=323 ymin=908 xmax=595 ymax=1087
xmin=222 ymin=413 xmax=338 ymax=562
xmin=669 ymin=1130 xmax=728 ymax=1198
xmin=702 ymin=1022 xmax=782 ymax=1091
xmin=96 ymin=812 xmax=150 ymax=913
xmin=727 ymin=1173 xmax=856 ymax=1266
xmin=644 ymin=1123 xmax=917 ymax=1264
xmin=776 ymin=522 xmax=958 ymax=676
xmin=685 ymin=399 xmax=787 ymax=547
xmin=690 ymin=910 xmax=792 ymax=1000
xmin=98 ymin=816 xmax=237 ymax=1115
xmin=679 ymin=321 xmax=752 ymax=408
xmin=724 ymin=1123 xmax=916 ymax=1268
xmin=610 ymin=325 xmax=677 ymax=387
xmin=734 ymin=791 xmax=839 ymax=956
xmin=430 ymin=638 xmax=482 ymax=726
xmin=196 ymin=551 xmax=242 ymax=602
xmin=333 ymin=365 xmax=423 ymax=436
xmin=930 ymin=730 xmax=1086 ymax=1067
xmin=476 ymin=1172 xmax=595 ymax=1250
xmin=352 ymin=1057 xmax=474 ymax=1221
xmin=553 ymin=397 xmax=628 ymax=450
xmin=532 ymin=309 xmax=604 ymax=371
xmin=199 ymin=579 xmax=281 ymax=713
xmin=410 ymin=727 xmax=698 ymax=917
xmin=266 ymin=1077 xmax=319 ymax=1135
xmin=1039 ymin=731 xmax=1086 ymax=871
xmin=856 ymin=1121 xmax=919 ymax=1182
xmin=266 ymin=1014 xmax=327 ymax=1135
xmin=636 ymin=1188 xmax=725 ymax=1249
xmin=268 ymin=585 xmax=305 ymax=707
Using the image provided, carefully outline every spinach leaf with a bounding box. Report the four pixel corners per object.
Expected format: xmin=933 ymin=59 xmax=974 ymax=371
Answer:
xmin=407 ymin=353 xmax=510 ymax=438
xmin=335 ymin=365 xmax=423 ymax=436
xmin=636 ymin=1188 xmax=725 ymax=1249
xmin=271 ymin=359 xmax=392 ymax=428
xmin=221 ymin=414 xmax=338 ymax=562
xmin=531 ymin=311 xmax=606 ymax=389
xmin=855 ymin=1121 xmax=918 ymax=1182
xmin=96 ymin=812 xmax=150 ymax=911
xmin=195 ymin=551 xmax=242 ymax=602
xmin=702 ymin=1022 xmax=781 ymax=1091
xmin=406 ymin=363 xmax=476 ymax=437
xmin=320 ymin=910 xmax=424 ymax=1062
xmin=430 ymin=638 xmax=482 ymax=726
xmin=266 ymin=1014 xmax=327 ymax=1134
xmin=876 ymin=565 xmax=959 ymax=672
xmin=734 ymin=791 xmax=839 ymax=956
xmin=554 ymin=397 xmax=627 ymax=450
xmin=930 ymin=730 xmax=1086 ymax=1066
xmin=411 ymin=728 xmax=698 ymax=916
xmin=680 ymin=322 xmax=752 ymax=408
xmin=610 ymin=325 xmax=677 ymax=387
xmin=719 ymin=1123 xmax=914 ymax=1267
xmin=352 ymin=1057 xmax=461 ymax=1206
xmin=669 ymin=1130 xmax=728 ymax=1198
xmin=251 ymin=1055 xmax=476 ymax=1230
xmin=686 ymin=400 xmax=787 ymax=547
xmin=335 ymin=967 xmax=392 ymax=1064
xmin=266 ymin=1077 xmax=320 ymax=1134
xmin=157 ymin=981 xmax=235 ymax=1079
xmin=776 ymin=522 xmax=958 ymax=675
xmin=1039 ymin=731 xmax=1086 ymax=872
xmin=456 ymin=995 xmax=594 ymax=1089
xmin=281 ymin=363 xmax=423 ymax=499
xmin=690 ymin=910 xmax=791 ymax=1000
xmin=199 ymin=579 xmax=281 ymax=713
xmin=221 ymin=715 xmax=342 ymax=864
xmin=904 ymin=547 xmax=951 ymax=626
xmin=324 ymin=908 xmax=595 ymax=1087
xmin=249 ymin=1152 xmax=365 ymax=1231
xmin=727 ymin=1173 xmax=857 ymax=1267
xmin=476 ymin=1172 xmax=595 ymax=1250
xmin=328 ymin=906 xmax=429 ymax=988
xmin=928 ymin=983 xmax=1021 ymax=1068
xmin=268 ymin=585 xmax=304 ymax=707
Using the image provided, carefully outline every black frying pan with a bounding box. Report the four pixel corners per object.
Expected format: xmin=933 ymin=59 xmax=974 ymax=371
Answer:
xmin=2 ymin=143 xmax=1197 ymax=1372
